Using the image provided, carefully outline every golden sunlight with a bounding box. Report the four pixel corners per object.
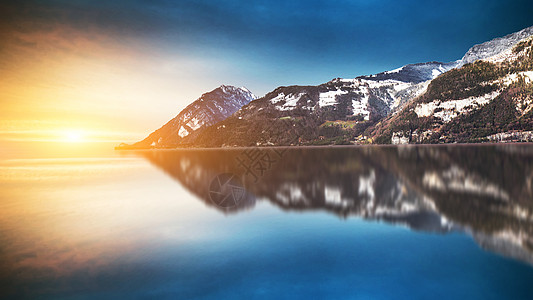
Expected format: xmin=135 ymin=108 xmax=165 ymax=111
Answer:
xmin=62 ymin=130 xmax=85 ymax=143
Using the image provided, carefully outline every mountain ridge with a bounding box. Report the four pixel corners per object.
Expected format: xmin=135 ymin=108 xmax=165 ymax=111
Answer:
xmin=460 ymin=25 xmax=533 ymax=66
xmin=117 ymin=85 xmax=255 ymax=149
xmin=120 ymin=25 xmax=533 ymax=148
xmin=187 ymin=25 xmax=533 ymax=147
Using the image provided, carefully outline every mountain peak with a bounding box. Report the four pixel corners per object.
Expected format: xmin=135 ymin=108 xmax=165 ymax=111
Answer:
xmin=121 ymin=25 xmax=533 ymax=150
xmin=118 ymin=85 xmax=256 ymax=149
xmin=216 ymin=85 xmax=256 ymax=101
xmin=460 ymin=25 xmax=533 ymax=66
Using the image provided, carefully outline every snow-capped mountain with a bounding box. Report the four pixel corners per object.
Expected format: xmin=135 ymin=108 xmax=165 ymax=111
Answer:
xmin=130 ymin=52 xmax=462 ymax=149
xmin=122 ymin=85 xmax=255 ymax=148
xmin=381 ymin=33 xmax=533 ymax=144
xmin=122 ymin=25 xmax=533 ymax=148
xmin=360 ymin=61 xmax=458 ymax=83
xmin=188 ymin=25 xmax=533 ymax=147
xmin=187 ymin=61 xmax=460 ymax=147
xmin=236 ymin=61 xmax=456 ymax=121
xmin=460 ymin=25 xmax=533 ymax=66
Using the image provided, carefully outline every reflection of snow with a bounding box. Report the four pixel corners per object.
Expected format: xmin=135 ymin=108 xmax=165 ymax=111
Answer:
xmin=422 ymin=165 xmax=510 ymax=201
xmin=275 ymin=183 xmax=310 ymax=205
xmin=325 ymin=186 xmax=342 ymax=205
xmin=358 ymin=170 xmax=376 ymax=204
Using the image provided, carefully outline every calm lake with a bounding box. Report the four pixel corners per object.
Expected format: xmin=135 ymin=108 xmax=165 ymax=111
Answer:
xmin=1 ymin=143 xmax=533 ymax=299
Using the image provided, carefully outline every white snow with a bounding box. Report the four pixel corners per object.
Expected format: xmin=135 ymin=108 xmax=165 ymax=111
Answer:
xmin=270 ymin=92 xmax=307 ymax=110
xmin=280 ymin=93 xmax=303 ymax=110
xmin=500 ymin=70 xmax=533 ymax=85
xmin=415 ymin=68 xmax=533 ymax=122
xmin=431 ymin=69 xmax=442 ymax=79
xmin=482 ymin=36 xmax=533 ymax=64
xmin=362 ymin=78 xmax=400 ymax=89
xmin=270 ymin=93 xmax=286 ymax=104
xmin=178 ymin=126 xmax=189 ymax=138
xmin=390 ymin=81 xmax=430 ymax=111
xmin=431 ymin=65 xmax=449 ymax=79
xmin=392 ymin=81 xmax=412 ymax=92
xmin=317 ymin=77 xmax=425 ymax=112
xmin=352 ymin=88 xmax=370 ymax=120
xmin=186 ymin=117 xmax=202 ymax=130
xmin=483 ymin=44 xmax=519 ymax=64
xmin=220 ymin=85 xmax=230 ymax=94
xmin=338 ymin=78 xmax=357 ymax=83
xmin=213 ymin=101 xmax=225 ymax=113
xmin=319 ymin=90 xmax=347 ymax=107
xmin=414 ymin=90 xmax=500 ymax=122
xmin=385 ymin=66 xmax=404 ymax=74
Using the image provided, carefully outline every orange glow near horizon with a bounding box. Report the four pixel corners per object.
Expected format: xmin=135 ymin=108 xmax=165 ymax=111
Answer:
xmin=62 ymin=130 xmax=84 ymax=143
xmin=0 ymin=23 xmax=220 ymax=149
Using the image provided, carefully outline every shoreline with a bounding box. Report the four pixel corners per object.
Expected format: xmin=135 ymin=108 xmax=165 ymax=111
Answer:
xmin=115 ymin=142 xmax=533 ymax=151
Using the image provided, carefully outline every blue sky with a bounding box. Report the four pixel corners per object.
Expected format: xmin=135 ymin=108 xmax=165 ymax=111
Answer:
xmin=5 ymin=0 xmax=533 ymax=91
xmin=1 ymin=0 xmax=532 ymax=139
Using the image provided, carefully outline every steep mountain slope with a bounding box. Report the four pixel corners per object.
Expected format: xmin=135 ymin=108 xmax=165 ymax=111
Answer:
xmin=190 ymin=26 xmax=533 ymax=147
xmin=190 ymin=62 xmax=456 ymax=147
xmin=374 ymin=35 xmax=533 ymax=144
xmin=122 ymin=25 xmax=533 ymax=148
xmin=460 ymin=25 xmax=533 ymax=65
xmin=118 ymin=85 xmax=255 ymax=149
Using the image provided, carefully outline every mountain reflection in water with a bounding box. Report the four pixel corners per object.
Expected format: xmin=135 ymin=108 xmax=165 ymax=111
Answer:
xmin=139 ymin=145 xmax=533 ymax=266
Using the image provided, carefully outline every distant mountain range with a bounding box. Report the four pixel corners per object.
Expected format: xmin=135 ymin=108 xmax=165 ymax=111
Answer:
xmin=118 ymin=25 xmax=533 ymax=149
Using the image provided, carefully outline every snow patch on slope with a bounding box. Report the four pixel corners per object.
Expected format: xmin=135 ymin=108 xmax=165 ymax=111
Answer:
xmin=178 ymin=126 xmax=189 ymax=138
xmin=385 ymin=66 xmax=404 ymax=74
xmin=352 ymin=89 xmax=370 ymax=120
xmin=319 ymin=90 xmax=347 ymax=107
xmin=414 ymin=91 xmax=500 ymax=122
xmin=414 ymin=69 xmax=533 ymax=123
xmin=270 ymin=92 xmax=311 ymax=111
xmin=187 ymin=117 xmax=202 ymax=131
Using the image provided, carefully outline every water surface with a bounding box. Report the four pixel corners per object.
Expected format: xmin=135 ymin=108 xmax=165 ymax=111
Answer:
xmin=1 ymin=144 xmax=533 ymax=299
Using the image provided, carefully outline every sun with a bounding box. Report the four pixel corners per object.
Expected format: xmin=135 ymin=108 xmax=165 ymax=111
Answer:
xmin=63 ymin=130 xmax=85 ymax=143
